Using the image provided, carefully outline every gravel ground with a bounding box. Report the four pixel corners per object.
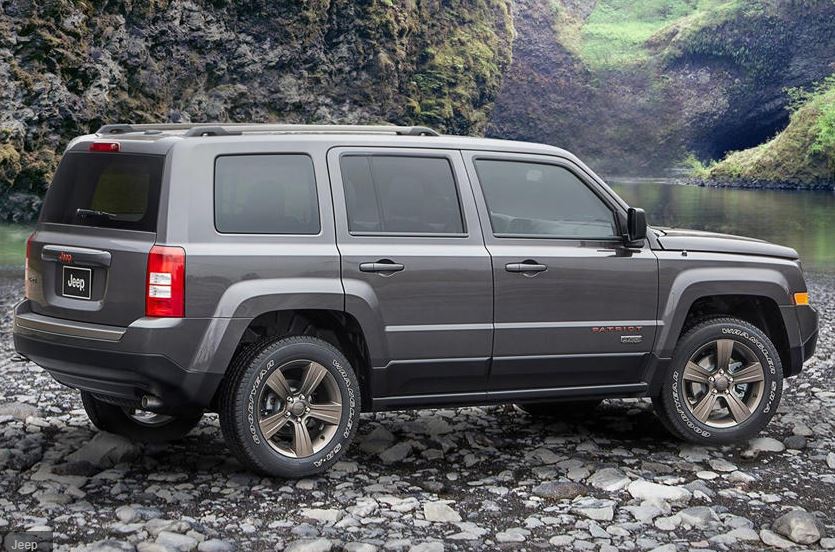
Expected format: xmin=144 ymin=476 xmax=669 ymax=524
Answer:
xmin=0 ymin=268 xmax=832 ymax=552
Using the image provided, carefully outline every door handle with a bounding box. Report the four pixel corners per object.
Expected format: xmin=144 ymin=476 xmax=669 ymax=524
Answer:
xmin=360 ymin=260 xmax=405 ymax=273
xmin=505 ymin=261 xmax=547 ymax=273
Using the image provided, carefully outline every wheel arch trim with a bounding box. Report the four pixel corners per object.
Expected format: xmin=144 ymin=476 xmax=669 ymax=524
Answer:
xmin=656 ymin=266 xmax=793 ymax=358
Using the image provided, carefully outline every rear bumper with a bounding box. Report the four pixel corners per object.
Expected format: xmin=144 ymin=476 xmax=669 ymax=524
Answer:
xmin=14 ymin=332 xmax=220 ymax=411
xmin=13 ymin=300 xmax=247 ymax=411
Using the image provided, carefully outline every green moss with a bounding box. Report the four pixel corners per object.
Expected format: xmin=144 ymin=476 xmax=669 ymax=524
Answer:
xmin=548 ymin=0 xmax=582 ymax=55
xmin=15 ymin=149 xmax=58 ymax=194
xmin=578 ymin=0 xmax=727 ymax=70
xmin=0 ymin=0 xmax=514 ymax=223
xmin=0 ymin=144 xmax=22 ymax=186
xmin=652 ymin=1 xmax=798 ymax=78
xmin=572 ymin=0 xmax=789 ymax=74
xmin=705 ymin=77 xmax=835 ymax=185
xmin=408 ymin=0 xmax=513 ymax=134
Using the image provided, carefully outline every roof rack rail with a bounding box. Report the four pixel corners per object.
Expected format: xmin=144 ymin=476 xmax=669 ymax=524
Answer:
xmin=182 ymin=126 xmax=242 ymax=137
xmin=95 ymin=123 xmax=441 ymax=137
xmin=182 ymin=124 xmax=440 ymax=137
xmin=96 ymin=123 xmax=198 ymax=135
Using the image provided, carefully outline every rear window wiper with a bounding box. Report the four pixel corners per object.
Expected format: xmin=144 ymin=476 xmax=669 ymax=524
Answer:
xmin=76 ymin=208 xmax=145 ymax=223
xmin=76 ymin=208 xmax=118 ymax=220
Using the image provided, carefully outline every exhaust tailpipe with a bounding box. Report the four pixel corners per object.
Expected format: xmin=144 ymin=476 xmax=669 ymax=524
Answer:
xmin=140 ymin=395 xmax=164 ymax=412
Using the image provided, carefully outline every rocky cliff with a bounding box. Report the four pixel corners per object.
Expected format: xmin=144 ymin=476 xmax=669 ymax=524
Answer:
xmin=0 ymin=0 xmax=513 ymax=220
xmin=3 ymin=0 xmax=835 ymax=222
xmin=655 ymin=0 xmax=835 ymax=162
xmin=489 ymin=0 xmax=835 ymax=179
xmin=701 ymin=76 xmax=835 ymax=188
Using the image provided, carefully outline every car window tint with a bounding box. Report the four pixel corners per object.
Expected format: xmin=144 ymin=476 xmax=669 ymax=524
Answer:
xmin=215 ymin=154 xmax=319 ymax=234
xmin=340 ymin=155 xmax=464 ymax=235
xmin=40 ymin=153 xmax=163 ymax=231
xmin=474 ymin=159 xmax=617 ymax=238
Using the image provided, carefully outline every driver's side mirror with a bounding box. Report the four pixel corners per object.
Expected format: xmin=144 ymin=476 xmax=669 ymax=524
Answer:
xmin=627 ymin=207 xmax=647 ymax=243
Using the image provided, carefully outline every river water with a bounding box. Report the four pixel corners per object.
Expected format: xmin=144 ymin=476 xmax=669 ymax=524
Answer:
xmin=609 ymin=178 xmax=835 ymax=273
xmin=1 ymin=178 xmax=833 ymax=272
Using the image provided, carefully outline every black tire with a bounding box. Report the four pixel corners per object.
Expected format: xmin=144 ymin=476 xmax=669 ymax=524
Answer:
xmin=218 ymin=336 xmax=361 ymax=478
xmin=516 ymin=400 xmax=602 ymax=418
xmin=653 ymin=317 xmax=783 ymax=445
xmin=80 ymin=392 xmax=202 ymax=443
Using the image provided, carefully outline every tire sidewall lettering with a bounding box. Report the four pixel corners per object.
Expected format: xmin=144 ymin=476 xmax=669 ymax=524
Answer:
xmin=671 ymin=369 xmax=712 ymax=437
xmin=671 ymin=323 xmax=781 ymax=438
xmin=245 ymin=348 xmax=356 ymax=469
xmin=719 ymin=327 xmax=778 ymax=416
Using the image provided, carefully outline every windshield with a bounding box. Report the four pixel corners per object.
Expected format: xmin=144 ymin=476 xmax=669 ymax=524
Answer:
xmin=40 ymin=152 xmax=165 ymax=232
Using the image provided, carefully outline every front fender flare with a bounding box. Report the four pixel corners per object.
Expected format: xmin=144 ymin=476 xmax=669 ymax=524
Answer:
xmin=655 ymin=266 xmax=792 ymax=358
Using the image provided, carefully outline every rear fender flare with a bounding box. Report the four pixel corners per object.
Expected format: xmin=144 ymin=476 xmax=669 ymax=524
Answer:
xmin=200 ymin=278 xmax=344 ymax=376
xmin=203 ymin=278 xmax=389 ymax=377
xmin=342 ymin=278 xmax=389 ymax=369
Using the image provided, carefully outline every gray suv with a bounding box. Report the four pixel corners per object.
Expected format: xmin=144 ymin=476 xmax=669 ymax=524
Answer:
xmin=13 ymin=124 xmax=818 ymax=478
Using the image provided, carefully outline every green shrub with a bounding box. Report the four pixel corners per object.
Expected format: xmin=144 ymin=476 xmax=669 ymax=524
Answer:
xmin=683 ymin=153 xmax=712 ymax=178
xmin=806 ymin=77 xmax=835 ymax=175
xmin=706 ymin=76 xmax=835 ymax=185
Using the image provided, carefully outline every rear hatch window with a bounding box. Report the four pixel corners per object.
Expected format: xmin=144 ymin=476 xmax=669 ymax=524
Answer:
xmin=40 ymin=152 xmax=165 ymax=232
xmin=27 ymin=151 xmax=165 ymax=326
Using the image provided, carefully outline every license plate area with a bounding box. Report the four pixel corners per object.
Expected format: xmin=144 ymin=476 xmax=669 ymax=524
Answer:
xmin=62 ymin=266 xmax=92 ymax=300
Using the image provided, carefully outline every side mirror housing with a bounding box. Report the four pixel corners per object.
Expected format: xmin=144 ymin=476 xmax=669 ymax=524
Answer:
xmin=627 ymin=207 xmax=647 ymax=243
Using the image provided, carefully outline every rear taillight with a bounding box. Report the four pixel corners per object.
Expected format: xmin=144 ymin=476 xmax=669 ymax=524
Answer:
xmin=146 ymin=245 xmax=185 ymax=318
xmin=24 ymin=233 xmax=34 ymax=298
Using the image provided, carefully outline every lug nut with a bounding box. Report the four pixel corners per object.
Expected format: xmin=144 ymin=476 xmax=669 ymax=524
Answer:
xmin=286 ymin=412 xmax=291 ymax=417
xmin=288 ymin=397 xmax=294 ymax=403
xmin=305 ymin=407 xmax=310 ymax=413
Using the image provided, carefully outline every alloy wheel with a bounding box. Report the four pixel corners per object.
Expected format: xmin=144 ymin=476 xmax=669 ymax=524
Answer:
xmin=257 ymin=360 xmax=343 ymax=458
xmin=681 ymin=339 xmax=765 ymax=428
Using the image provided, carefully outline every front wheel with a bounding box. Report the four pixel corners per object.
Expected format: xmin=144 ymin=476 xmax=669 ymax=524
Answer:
xmin=80 ymin=392 xmax=202 ymax=443
xmin=218 ymin=336 xmax=361 ymax=478
xmin=653 ymin=317 xmax=782 ymax=445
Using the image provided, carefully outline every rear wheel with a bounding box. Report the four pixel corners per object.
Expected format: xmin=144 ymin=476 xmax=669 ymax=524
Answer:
xmin=80 ymin=392 xmax=202 ymax=443
xmin=653 ymin=317 xmax=782 ymax=445
xmin=218 ymin=336 xmax=361 ymax=478
xmin=517 ymin=400 xmax=602 ymax=418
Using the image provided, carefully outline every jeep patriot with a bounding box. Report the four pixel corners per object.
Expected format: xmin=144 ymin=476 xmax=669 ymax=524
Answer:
xmin=13 ymin=123 xmax=819 ymax=477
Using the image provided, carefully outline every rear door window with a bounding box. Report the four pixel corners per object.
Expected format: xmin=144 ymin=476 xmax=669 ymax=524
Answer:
xmin=214 ymin=154 xmax=320 ymax=234
xmin=340 ymin=155 xmax=465 ymax=235
xmin=40 ymin=152 xmax=165 ymax=232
